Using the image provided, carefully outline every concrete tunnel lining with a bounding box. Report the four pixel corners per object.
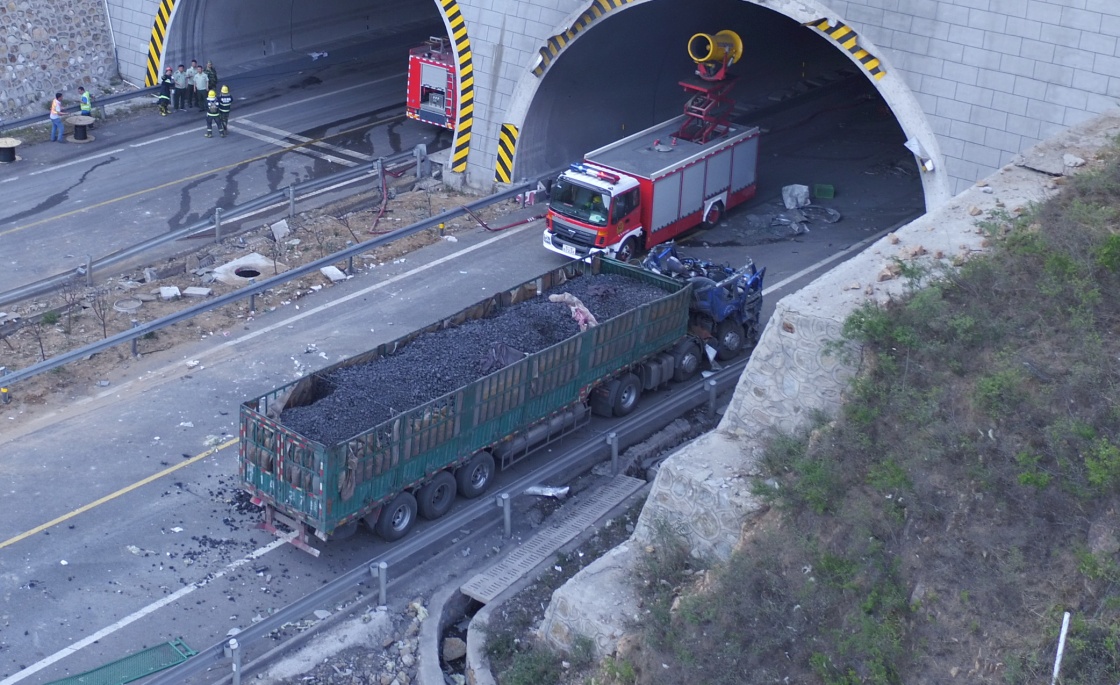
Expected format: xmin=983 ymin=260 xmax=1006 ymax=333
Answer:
xmin=500 ymin=0 xmax=949 ymax=207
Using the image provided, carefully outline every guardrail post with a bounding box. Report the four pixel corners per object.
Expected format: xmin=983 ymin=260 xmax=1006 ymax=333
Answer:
xmin=83 ymin=255 xmax=93 ymax=286
xmin=607 ymin=431 xmax=619 ymax=475
xmin=414 ymin=143 xmax=429 ymax=179
xmin=346 ymin=242 xmax=354 ymax=273
xmin=0 ymin=367 xmax=9 ymax=405
xmin=130 ymin=319 xmax=140 ymax=357
xmin=496 ymin=492 xmax=511 ymax=538
xmin=224 ymin=638 xmax=241 ymax=685
xmin=213 ymin=207 xmax=223 ymax=243
xmin=287 ymin=185 xmax=296 ymax=218
xmin=707 ymin=379 xmax=718 ymax=417
xmin=368 ymin=561 xmax=389 ymax=605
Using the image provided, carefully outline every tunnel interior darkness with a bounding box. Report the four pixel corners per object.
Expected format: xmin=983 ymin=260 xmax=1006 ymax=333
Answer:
xmin=517 ymin=0 xmax=891 ymax=180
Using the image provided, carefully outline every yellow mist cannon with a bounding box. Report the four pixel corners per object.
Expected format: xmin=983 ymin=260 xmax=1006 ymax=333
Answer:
xmin=687 ymin=30 xmax=743 ymax=81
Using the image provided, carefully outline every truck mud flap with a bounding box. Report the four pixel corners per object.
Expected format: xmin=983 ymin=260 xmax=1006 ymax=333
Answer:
xmin=260 ymin=503 xmax=321 ymax=557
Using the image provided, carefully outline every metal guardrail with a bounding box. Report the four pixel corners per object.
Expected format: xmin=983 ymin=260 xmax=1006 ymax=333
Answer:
xmin=0 ymin=146 xmax=420 ymax=308
xmin=0 ymin=85 xmax=158 ymax=135
xmin=0 ymin=179 xmax=533 ymax=390
xmin=140 ymin=361 xmax=744 ymax=685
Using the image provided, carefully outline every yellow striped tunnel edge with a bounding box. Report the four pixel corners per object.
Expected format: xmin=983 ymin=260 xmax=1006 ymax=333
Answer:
xmin=144 ymin=0 xmax=176 ymax=86
xmin=532 ymin=0 xmax=635 ymax=77
xmin=442 ymin=0 xmax=473 ymax=173
xmin=494 ymin=124 xmax=518 ymax=184
xmin=807 ymin=18 xmax=886 ymax=80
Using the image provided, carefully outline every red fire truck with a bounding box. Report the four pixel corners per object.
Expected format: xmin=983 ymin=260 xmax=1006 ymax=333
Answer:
xmin=543 ymin=30 xmax=757 ymax=261
xmin=406 ymin=37 xmax=456 ymax=129
xmin=543 ymin=115 xmax=759 ymax=262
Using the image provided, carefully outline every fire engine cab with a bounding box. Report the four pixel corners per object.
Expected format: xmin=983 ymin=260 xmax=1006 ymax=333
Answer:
xmin=406 ymin=37 xmax=457 ymax=130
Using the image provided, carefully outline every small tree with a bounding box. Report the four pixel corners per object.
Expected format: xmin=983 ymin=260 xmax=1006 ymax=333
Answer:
xmin=87 ymin=289 xmax=112 ymax=339
xmin=58 ymin=276 xmax=85 ymax=334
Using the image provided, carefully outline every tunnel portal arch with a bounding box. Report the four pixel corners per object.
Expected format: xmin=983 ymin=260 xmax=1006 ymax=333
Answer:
xmin=487 ymin=0 xmax=950 ymax=208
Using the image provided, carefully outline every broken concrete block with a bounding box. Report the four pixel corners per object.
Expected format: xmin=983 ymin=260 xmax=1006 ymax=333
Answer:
xmin=183 ymin=287 xmax=212 ymax=297
xmin=320 ymin=266 xmax=347 ymax=282
xmin=159 ymin=286 xmax=181 ymax=301
xmin=270 ymin=219 xmax=290 ymax=242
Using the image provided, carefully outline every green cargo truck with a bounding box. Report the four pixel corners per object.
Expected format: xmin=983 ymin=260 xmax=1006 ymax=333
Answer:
xmin=238 ymin=257 xmax=701 ymax=555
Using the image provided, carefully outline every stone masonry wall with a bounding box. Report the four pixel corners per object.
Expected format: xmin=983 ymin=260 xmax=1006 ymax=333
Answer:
xmin=537 ymin=108 xmax=1120 ymax=659
xmin=0 ymin=0 xmax=117 ymax=121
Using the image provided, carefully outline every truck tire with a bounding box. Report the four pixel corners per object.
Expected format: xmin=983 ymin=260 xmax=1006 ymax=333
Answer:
xmin=715 ymin=319 xmax=745 ymax=360
xmin=615 ymin=237 xmax=639 ymax=263
xmin=417 ymin=471 xmax=457 ymax=520
xmin=612 ymin=373 xmax=642 ymax=417
xmin=672 ymin=339 xmax=702 ymax=381
xmin=456 ymin=452 xmax=495 ymax=499
xmin=702 ymin=201 xmax=724 ymax=229
xmin=374 ymin=492 xmax=417 ymax=542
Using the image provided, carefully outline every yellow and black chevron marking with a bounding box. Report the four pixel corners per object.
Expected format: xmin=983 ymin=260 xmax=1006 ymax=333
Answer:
xmin=144 ymin=0 xmax=176 ymax=86
xmin=494 ymin=124 xmax=518 ymax=184
xmin=533 ymin=0 xmax=636 ymax=77
xmin=806 ymin=18 xmax=885 ymax=80
xmin=440 ymin=0 xmax=474 ymax=173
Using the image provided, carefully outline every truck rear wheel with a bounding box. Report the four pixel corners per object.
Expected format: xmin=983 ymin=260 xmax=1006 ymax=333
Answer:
xmin=456 ymin=452 xmax=495 ymax=499
xmin=702 ymin=201 xmax=724 ymax=229
xmin=715 ymin=319 xmax=745 ymax=360
xmin=417 ymin=471 xmax=457 ymax=520
xmin=374 ymin=492 xmax=417 ymax=541
xmin=672 ymin=339 xmax=702 ymax=381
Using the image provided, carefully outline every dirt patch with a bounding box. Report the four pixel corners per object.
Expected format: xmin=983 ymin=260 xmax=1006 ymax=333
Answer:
xmin=0 ymin=179 xmax=529 ymax=421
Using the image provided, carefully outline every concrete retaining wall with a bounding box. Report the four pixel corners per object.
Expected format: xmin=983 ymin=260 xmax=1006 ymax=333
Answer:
xmin=537 ymin=107 xmax=1120 ymax=659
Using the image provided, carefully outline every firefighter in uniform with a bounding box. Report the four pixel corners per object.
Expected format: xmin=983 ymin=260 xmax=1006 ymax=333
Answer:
xmin=158 ymin=67 xmax=173 ymax=116
xmin=217 ymin=85 xmax=233 ymax=137
xmin=204 ymin=89 xmax=220 ymax=137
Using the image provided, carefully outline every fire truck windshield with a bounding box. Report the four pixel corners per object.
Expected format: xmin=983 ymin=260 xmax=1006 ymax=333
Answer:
xmin=549 ymin=178 xmax=610 ymax=227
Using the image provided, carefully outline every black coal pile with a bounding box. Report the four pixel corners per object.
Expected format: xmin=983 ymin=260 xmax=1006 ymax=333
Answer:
xmin=280 ymin=273 xmax=667 ymax=444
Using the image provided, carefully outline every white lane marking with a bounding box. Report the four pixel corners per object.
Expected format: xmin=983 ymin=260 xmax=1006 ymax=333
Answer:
xmin=0 ymin=534 xmax=295 ymax=685
xmin=761 ymin=230 xmax=887 ymax=296
xmin=27 ymin=148 xmax=125 ymax=175
xmin=239 ymin=118 xmax=373 ymax=162
xmin=233 ymin=125 xmax=358 ymax=167
xmin=128 ymin=125 xmax=206 ymax=147
xmin=0 ymin=177 xmax=17 ymax=184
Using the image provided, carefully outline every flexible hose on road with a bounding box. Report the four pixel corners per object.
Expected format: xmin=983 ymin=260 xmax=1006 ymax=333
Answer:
xmin=463 ymin=205 xmax=545 ymax=232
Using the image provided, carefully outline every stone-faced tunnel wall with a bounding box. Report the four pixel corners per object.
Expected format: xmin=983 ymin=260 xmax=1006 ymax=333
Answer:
xmin=0 ymin=0 xmax=117 ymax=120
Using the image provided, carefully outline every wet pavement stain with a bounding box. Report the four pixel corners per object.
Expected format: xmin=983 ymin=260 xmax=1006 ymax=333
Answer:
xmin=167 ymin=174 xmax=217 ymax=231
xmin=0 ymin=156 xmax=118 ymax=227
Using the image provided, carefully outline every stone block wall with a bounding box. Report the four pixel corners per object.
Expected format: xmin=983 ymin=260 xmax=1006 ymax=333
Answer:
xmin=0 ymin=0 xmax=117 ymax=121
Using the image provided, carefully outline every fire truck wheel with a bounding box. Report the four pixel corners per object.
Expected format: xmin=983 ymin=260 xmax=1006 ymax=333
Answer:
xmin=456 ymin=451 xmax=496 ymax=499
xmin=715 ymin=319 xmax=745 ymax=360
xmin=616 ymin=237 xmax=639 ymax=263
xmin=612 ymin=373 xmax=642 ymax=417
xmin=417 ymin=471 xmax=457 ymax=520
xmin=702 ymin=201 xmax=724 ymax=228
xmin=672 ymin=339 xmax=702 ymax=381
xmin=374 ymin=492 xmax=417 ymax=541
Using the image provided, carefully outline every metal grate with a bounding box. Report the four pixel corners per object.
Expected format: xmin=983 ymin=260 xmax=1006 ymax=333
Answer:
xmin=461 ymin=474 xmax=644 ymax=603
xmin=45 ymin=639 xmax=196 ymax=685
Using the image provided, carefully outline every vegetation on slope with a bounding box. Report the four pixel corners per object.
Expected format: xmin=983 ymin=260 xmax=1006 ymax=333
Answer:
xmin=619 ymin=148 xmax=1120 ymax=684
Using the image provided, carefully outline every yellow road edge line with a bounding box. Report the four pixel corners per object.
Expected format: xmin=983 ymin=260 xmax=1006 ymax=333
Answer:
xmin=0 ymin=436 xmax=240 ymax=550
xmin=0 ymin=117 xmax=401 ymax=238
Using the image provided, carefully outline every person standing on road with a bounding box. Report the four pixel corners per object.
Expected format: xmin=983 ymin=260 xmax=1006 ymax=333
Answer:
xmin=172 ymin=64 xmax=189 ymax=111
xmin=186 ymin=59 xmax=199 ymax=108
xmin=78 ymin=86 xmax=93 ymax=118
xmin=204 ymin=61 xmax=218 ymax=93
xmin=193 ymin=66 xmax=209 ymax=111
xmin=158 ymin=67 xmax=173 ymax=116
xmin=217 ymin=84 xmax=233 ymax=137
xmin=204 ymin=89 xmax=221 ymax=137
xmin=49 ymin=92 xmax=65 ymax=142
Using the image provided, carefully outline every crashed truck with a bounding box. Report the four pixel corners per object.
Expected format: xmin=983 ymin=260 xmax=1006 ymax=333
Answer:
xmin=238 ymin=257 xmax=704 ymax=555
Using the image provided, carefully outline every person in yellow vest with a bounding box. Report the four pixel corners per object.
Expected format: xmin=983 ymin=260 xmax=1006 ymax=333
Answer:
xmin=78 ymin=86 xmax=93 ymax=118
xmin=49 ymin=92 xmax=65 ymax=142
xmin=204 ymin=89 xmax=220 ymax=137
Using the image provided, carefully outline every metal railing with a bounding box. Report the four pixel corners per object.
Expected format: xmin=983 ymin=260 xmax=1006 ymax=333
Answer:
xmin=0 ymin=177 xmax=534 ymax=391
xmin=0 ymin=85 xmax=158 ymax=135
xmin=0 ymin=146 xmax=425 ymax=308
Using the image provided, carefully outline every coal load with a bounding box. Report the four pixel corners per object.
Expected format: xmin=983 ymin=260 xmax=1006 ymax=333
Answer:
xmin=280 ymin=273 xmax=666 ymax=444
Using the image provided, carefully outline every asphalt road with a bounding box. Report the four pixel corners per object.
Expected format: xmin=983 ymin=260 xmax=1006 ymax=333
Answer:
xmin=0 ymin=40 xmax=925 ymax=685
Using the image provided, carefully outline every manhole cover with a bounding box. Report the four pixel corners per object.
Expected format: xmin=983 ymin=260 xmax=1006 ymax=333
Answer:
xmin=113 ymin=298 xmax=143 ymax=313
xmin=234 ymin=267 xmax=261 ymax=278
